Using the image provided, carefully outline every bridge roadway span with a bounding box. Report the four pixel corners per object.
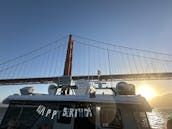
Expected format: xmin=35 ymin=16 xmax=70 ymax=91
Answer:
xmin=0 ymin=72 xmax=172 ymax=85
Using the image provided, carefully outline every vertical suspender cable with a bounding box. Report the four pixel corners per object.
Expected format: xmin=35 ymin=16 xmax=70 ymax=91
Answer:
xmin=107 ymin=49 xmax=113 ymax=87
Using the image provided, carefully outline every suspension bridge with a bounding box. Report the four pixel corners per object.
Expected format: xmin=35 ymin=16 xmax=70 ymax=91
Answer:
xmin=0 ymin=34 xmax=172 ymax=85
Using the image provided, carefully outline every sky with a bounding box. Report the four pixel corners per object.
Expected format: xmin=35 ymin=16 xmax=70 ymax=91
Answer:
xmin=0 ymin=0 xmax=172 ymax=101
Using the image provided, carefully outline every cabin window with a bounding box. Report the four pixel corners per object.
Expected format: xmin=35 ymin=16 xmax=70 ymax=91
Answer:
xmin=0 ymin=102 xmax=97 ymax=129
xmin=133 ymin=112 xmax=150 ymax=129
xmin=100 ymin=107 xmax=122 ymax=128
xmin=0 ymin=103 xmax=41 ymax=129
xmin=57 ymin=105 xmax=71 ymax=124
xmin=74 ymin=103 xmax=95 ymax=129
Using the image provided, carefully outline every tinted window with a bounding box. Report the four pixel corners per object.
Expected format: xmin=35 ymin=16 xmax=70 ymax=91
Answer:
xmin=57 ymin=105 xmax=71 ymax=124
xmin=0 ymin=101 xmax=96 ymax=129
xmin=133 ymin=112 xmax=150 ymax=129
xmin=100 ymin=107 xmax=122 ymax=128
xmin=0 ymin=104 xmax=40 ymax=129
xmin=74 ymin=103 xmax=95 ymax=129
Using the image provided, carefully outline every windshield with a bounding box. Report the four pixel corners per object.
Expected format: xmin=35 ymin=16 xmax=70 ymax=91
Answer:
xmin=1 ymin=99 xmax=154 ymax=129
xmin=0 ymin=101 xmax=96 ymax=129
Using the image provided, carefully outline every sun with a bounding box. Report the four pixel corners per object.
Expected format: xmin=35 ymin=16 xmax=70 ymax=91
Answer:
xmin=137 ymin=86 xmax=155 ymax=100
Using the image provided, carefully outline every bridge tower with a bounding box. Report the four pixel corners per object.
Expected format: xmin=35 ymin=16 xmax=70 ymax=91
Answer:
xmin=63 ymin=34 xmax=73 ymax=76
xmin=63 ymin=34 xmax=74 ymax=94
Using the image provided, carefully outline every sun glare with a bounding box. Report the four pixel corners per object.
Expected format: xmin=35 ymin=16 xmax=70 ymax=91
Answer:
xmin=137 ymin=86 xmax=155 ymax=100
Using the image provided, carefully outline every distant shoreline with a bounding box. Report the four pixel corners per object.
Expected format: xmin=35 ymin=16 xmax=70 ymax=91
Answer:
xmin=152 ymin=107 xmax=172 ymax=110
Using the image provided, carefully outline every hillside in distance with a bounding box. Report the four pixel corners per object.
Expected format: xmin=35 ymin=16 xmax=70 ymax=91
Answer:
xmin=149 ymin=93 xmax=172 ymax=109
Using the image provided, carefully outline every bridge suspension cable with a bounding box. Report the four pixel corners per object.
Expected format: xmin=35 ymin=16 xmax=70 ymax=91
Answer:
xmin=0 ymin=35 xmax=68 ymax=79
xmin=0 ymin=34 xmax=172 ymax=85
xmin=73 ymin=34 xmax=172 ymax=57
xmin=0 ymin=35 xmax=68 ymax=66
xmin=0 ymin=43 xmax=65 ymax=73
xmin=74 ymin=40 xmax=172 ymax=62
xmin=73 ymin=37 xmax=172 ymax=75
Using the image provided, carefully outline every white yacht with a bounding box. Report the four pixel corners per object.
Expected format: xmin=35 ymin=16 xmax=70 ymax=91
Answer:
xmin=0 ymin=77 xmax=152 ymax=129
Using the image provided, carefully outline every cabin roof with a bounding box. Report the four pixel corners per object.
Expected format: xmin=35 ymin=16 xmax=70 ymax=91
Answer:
xmin=2 ymin=94 xmax=145 ymax=104
xmin=2 ymin=94 xmax=151 ymax=111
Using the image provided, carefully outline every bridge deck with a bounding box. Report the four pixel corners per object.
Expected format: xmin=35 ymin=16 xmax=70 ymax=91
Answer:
xmin=0 ymin=72 xmax=172 ymax=85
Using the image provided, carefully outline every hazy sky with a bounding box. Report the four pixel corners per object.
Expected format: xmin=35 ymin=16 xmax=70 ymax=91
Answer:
xmin=0 ymin=0 xmax=172 ymax=101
